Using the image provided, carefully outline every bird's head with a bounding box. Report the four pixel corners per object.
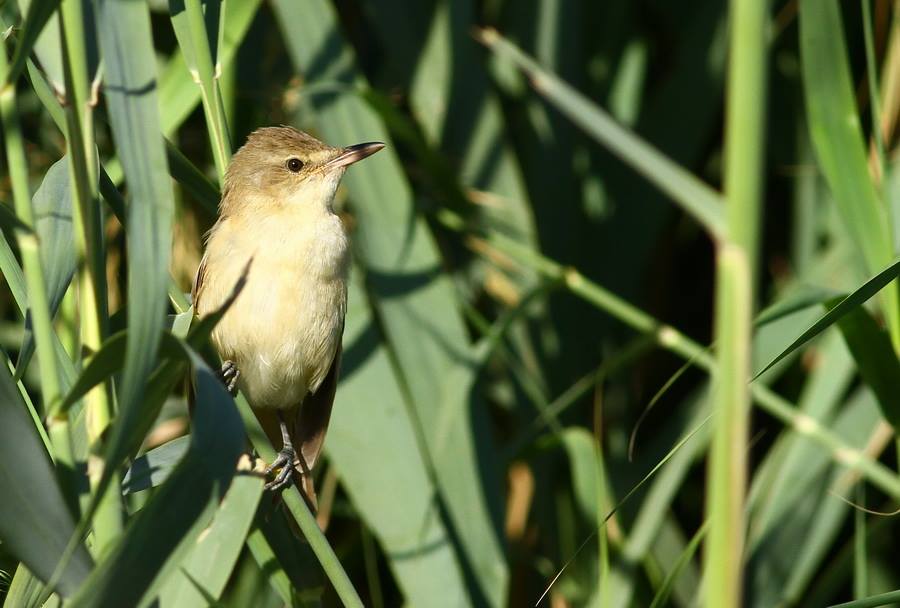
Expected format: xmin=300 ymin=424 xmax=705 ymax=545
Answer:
xmin=221 ymin=126 xmax=384 ymax=214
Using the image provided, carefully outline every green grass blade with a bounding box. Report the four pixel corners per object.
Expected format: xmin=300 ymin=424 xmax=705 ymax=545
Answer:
xmin=93 ymin=0 xmax=175 ymax=464
xmin=158 ymin=0 xmax=261 ymax=138
xmin=753 ymin=258 xmax=900 ymax=379
xmin=799 ymin=0 xmax=900 ymax=345
xmin=5 ymin=0 xmax=61 ymax=86
xmin=705 ymin=0 xmax=767 ymax=603
xmin=0 ymin=354 xmax=93 ymax=596
xmin=829 ymin=589 xmax=900 ymax=608
xmin=833 ymin=301 xmax=900 ymax=428
xmin=0 ymin=29 xmax=63 ymax=413
xmin=609 ymin=391 xmax=710 ymax=608
xmin=324 ymin=277 xmax=472 ymax=606
xmin=476 ymin=28 xmax=726 ymax=239
xmin=5 ymin=564 xmax=49 ymax=608
xmin=157 ymin=459 xmax=264 ymax=607
xmin=245 ymin=527 xmax=295 ymax=606
xmin=168 ymin=0 xmax=231 ymax=177
xmin=69 ymin=346 xmax=245 ymax=608
xmin=235 ymin=393 xmax=363 ymax=608
xmin=121 ymin=436 xmax=190 ymax=494
xmin=747 ymin=332 xmax=853 ymax=555
xmin=16 ymin=155 xmax=78 ymax=377
xmin=650 ymin=521 xmax=708 ymax=608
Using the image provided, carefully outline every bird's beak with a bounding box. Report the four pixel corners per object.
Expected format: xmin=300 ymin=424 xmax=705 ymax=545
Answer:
xmin=326 ymin=142 xmax=386 ymax=169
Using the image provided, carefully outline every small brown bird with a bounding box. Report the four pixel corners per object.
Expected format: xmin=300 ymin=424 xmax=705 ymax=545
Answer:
xmin=192 ymin=126 xmax=384 ymax=498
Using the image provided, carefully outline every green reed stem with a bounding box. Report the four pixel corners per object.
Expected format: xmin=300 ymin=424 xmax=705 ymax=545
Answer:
xmin=184 ymin=0 xmax=231 ymax=178
xmin=234 ymin=394 xmax=364 ymax=608
xmin=59 ymin=0 xmax=122 ymax=549
xmin=704 ymin=0 xmax=767 ymax=605
xmin=0 ymin=42 xmax=75 ymax=493
xmin=437 ymin=210 xmax=900 ymax=506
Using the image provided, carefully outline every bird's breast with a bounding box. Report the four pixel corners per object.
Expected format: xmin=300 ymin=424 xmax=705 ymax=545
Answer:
xmin=201 ymin=211 xmax=350 ymax=409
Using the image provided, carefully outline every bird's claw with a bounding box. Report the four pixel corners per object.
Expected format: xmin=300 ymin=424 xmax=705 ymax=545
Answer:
xmin=217 ymin=360 xmax=240 ymax=395
xmin=263 ymin=446 xmax=295 ymax=492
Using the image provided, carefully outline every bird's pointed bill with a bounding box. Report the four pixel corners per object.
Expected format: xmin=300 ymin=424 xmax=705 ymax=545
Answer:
xmin=327 ymin=142 xmax=385 ymax=168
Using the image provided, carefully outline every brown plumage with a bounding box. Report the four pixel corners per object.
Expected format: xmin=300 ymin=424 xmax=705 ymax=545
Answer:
xmin=192 ymin=126 xmax=384 ymax=501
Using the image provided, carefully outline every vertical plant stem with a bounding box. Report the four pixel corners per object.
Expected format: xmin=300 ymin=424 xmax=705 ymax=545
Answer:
xmin=59 ymin=0 xmax=122 ymax=549
xmin=0 ymin=43 xmax=75 ymax=494
xmin=704 ymin=0 xmax=767 ymax=606
xmin=185 ymin=0 xmax=231 ymax=178
xmin=234 ymin=394 xmax=363 ymax=608
xmin=863 ymin=0 xmax=887 ymax=178
xmin=853 ymin=485 xmax=867 ymax=599
xmin=361 ymin=524 xmax=385 ymax=608
xmin=594 ymin=396 xmax=610 ymax=608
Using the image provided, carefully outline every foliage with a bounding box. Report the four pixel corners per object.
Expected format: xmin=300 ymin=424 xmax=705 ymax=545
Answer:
xmin=1 ymin=0 xmax=900 ymax=606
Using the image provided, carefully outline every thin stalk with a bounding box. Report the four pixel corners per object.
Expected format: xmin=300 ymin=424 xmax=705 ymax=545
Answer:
xmin=854 ymin=485 xmax=867 ymax=599
xmin=59 ymin=0 xmax=122 ymax=548
xmin=475 ymin=27 xmax=726 ymax=239
xmin=862 ymin=6 xmax=900 ymax=471
xmin=184 ymin=0 xmax=231 ymax=178
xmin=234 ymin=394 xmax=363 ymax=608
xmin=440 ymin=210 xmax=900 ymax=506
xmin=705 ymin=0 xmax=767 ymax=605
xmin=863 ymin=0 xmax=887 ymax=180
xmin=443 ymin=210 xmax=900 ymax=501
xmin=361 ymin=525 xmax=385 ymax=608
xmin=593 ymin=400 xmax=610 ymax=608
xmin=0 ymin=44 xmax=75 ymax=493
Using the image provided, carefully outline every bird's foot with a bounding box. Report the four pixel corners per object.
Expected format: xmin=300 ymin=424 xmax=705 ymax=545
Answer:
xmin=264 ymin=445 xmax=296 ymax=492
xmin=217 ymin=360 xmax=240 ymax=395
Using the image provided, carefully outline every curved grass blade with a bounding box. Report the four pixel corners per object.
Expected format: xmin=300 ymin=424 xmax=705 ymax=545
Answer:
xmin=57 ymin=331 xmax=126 ymax=414
xmin=5 ymin=0 xmax=62 ymax=86
xmin=0 ymin=352 xmax=93 ymax=597
xmin=322 ymin=278 xmax=471 ymax=606
xmin=17 ymin=155 xmax=79 ymax=377
xmin=832 ymin=302 xmax=900 ymax=428
xmin=245 ymin=527 xmax=296 ymax=606
xmin=157 ymin=457 xmax=264 ymax=607
xmin=828 ymin=589 xmax=900 ymax=608
xmin=42 ymin=269 xmax=249 ymax=601
xmin=753 ymin=258 xmax=900 ymax=379
xmin=121 ymin=436 xmax=190 ymax=495
xmin=5 ymin=564 xmax=48 ymax=608
xmin=68 ymin=345 xmax=245 ymax=608
xmin=648 ymin=522 xmax=708 ymax=608
xmin=799 ymin=0 xmax=900 ymax=344
xmin=94 ymin=0 xmax=175 ymax=467
xmin=535 ymin=415 xmax=711 ymax=606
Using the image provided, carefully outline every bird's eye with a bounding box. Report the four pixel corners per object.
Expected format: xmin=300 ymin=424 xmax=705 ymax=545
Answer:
xmin=287 ymin=158 xmax=304 ymax=172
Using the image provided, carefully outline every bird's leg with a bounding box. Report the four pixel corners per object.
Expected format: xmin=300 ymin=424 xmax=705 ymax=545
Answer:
xmin=217 ymin=360 xmax=240 ymax=395
xmin=264 ymin=412 xmax=296 ymax=491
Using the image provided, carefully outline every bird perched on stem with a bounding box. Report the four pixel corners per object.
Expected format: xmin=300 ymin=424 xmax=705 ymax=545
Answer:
xmin=193 ymin=126 xmax=384 ymax=501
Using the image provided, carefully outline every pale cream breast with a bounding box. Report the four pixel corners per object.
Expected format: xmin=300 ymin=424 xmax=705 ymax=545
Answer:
xmin=197 ymin=202 xmax=349 ymax=410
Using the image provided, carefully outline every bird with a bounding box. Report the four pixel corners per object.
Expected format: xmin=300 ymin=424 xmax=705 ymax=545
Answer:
xmin=192 ymin=125 xmax=384 ymax=500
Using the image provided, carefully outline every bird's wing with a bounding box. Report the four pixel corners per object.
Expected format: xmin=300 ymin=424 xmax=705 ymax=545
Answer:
xmin=293 ymin=339 xmax=342 ymax=472
xmin=191 ymin=253 xmax=209 ymax=313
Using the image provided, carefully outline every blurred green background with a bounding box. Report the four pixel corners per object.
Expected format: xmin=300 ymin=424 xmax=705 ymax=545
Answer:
xmin=3 ymin=0 xmax=900 ymax=606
